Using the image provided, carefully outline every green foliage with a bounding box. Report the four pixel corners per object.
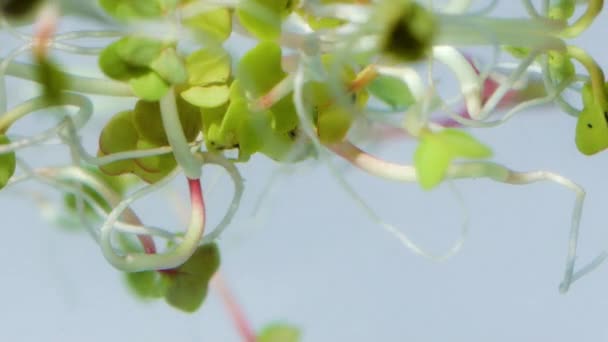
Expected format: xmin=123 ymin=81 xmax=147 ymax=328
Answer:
xmin=547 ymin=51 xmax=575 ymax=84
xmin=98 ymin=0 xmax=169 ymax=20
xmin=115 ymin=36 xmax=167 ymax=67
xmin=258 ymin=323 xmax=301 ymax=342
xmin=414 ymin=129 xmax=492 ymax=189
xmin=0 ymin=135 xmax=16 ymax=190
xmin=98 ymin=110 xmax=140 ymax=175
xmin=163 ymin=243 xmax=221 ymax=313
xmin=149 ymin=48 xmax=188 ymax=85
xmin=97 ymin=92 xmax=201 ymax=182
xmin=575 ymin=83 xmax=608 ymax=155
xmin=368 ymin=75 xmax=414 ymax=109
xmin=301 ymin=57 xmax=368 ymax=144
xmin=237 ymin=41 xmax=286 ymax=97
xmin=100 ymin=36 xmax=185 ymax=100
xmin=128 ymin=71 xmax=171 ymax=101
xmin=236 ymin=0 xmax=294 ymax=40
xmin=119 ymin=236 xmax=219 ymax=311
xmin=186 ymin=47 xmax=231 ymax=86
xmin=181 ymin=85 xmax=230 ymax=108
xmin=126 ymin=271 xmax=168 ymax=299
xmin=548 ymin=0 xmax=575 ymax=20
xmin=236 ymin=41 xmax=299 ymax=133
xmin=183 ymin=8 xmax=232 ymax=43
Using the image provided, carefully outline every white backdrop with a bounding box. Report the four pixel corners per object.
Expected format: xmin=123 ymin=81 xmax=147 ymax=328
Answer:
xmin=3 ymin=1 xmax=608 ymax=341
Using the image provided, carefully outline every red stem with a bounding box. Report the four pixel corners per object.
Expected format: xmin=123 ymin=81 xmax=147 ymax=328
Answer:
xmin=213 ymin=272 xmax=257 ymax=342
xmin=137 ymin=235 xmax=157 ymax=254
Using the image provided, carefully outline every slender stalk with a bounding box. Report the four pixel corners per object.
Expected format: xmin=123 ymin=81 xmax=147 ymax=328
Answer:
xmin=212 ymin=272 xmax=256 ymax=342
xmin=0 ymin=92 xmax=92 ymax=134
xmin=250 ymin=74 xmax=295 ymax=111
xmin=159 ymin=88 xmax=202 ymax=179
xmin=5 ymin=61 xmax=134 ymax=97
xmin=566 ymin=45 xmax=608 ymax=108
xmin=436 ymin=15 xmax=566 ymax=50
xmin=560 ymin=0 xmax=603 ymax=38
xmin=99 ymin=175 xmax=206 ymax=272
xmin=50 ymin=167 xmax=157 ymax=254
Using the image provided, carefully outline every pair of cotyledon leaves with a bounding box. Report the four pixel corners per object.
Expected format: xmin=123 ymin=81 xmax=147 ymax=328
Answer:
xmin=99 ymin=0 xmax=288 ymax=42
xmin=124 ymin=236 xmax=301 ymax=339
xmin=122 ymin=235 xmax=301 ymax=342
xmin=121 ymin=236 xmax=220 ymax=313
xmin=99 ymin=36 xmax=186 ymax=101
xmin=97 ymin=91 xmax=200 ymax=183
xmin=98 ymin=36 xmax=372 ymax=172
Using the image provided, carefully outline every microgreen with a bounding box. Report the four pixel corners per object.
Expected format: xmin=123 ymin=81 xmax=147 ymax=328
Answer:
xmin=3 ymin=0 xmax=608 ymax=336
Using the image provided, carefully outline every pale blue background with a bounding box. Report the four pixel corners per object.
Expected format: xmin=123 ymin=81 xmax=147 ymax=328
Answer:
xmin=3 ymin=1 xmax=608 ymax=341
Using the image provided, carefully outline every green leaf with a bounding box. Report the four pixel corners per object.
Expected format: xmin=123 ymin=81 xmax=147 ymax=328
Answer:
xmin=0 ymin=135 xmax=16 ymax=190
xmin=98 ymin=110 xmax=139 ymax=176
xmin=181 ymin=85 xmax=230 ymax=108
xmin=186 ymin=47 xmax=231 ymax=86
xmin=164 ymin=243 xmax=220 ymax=313
xmin=258 ymin=323 xmax=301 ymax=342
xmin=183 ymin=8 xmax=232 ymax=43
xmin=316 ymin=106 xmax=352 ymax=144
xmin=237 ymin=41 xmax=285 ymax=97
xmin=414 ymin=134 xmax=450 ymax=190
xmin=547 ymin=51 xmax=575 ymax=84
xmin=218 ymin=97 xmax=250 ymax=148
xmin=98 ymin=0 xmax=163 ymax=20
xmin=133 ymin=92 xmax=201 ymax=145
xmin=115 ymin=36 xmax=166 ymax=67
xmin=548 ymin=0 xmax=575 ymax=20
xmin=99 ymin=40 xmax=149 ymax=81
xmin=437 ymin=129 xmax=492 ymax=159
xmin=200 ymin=103 xmax=229 ymax=150
xmin=134 ymin=138 xmax=176 ymax=173
xmin=368 ymin=75 xmax=414 ymax=109
xmin=237 ymin=110 xmax=271 ymax=160
xmin=149 ymin=48 xmax=188 ymax=85
xmin=133 ymin=100 xmax=167 ymax=145
xmin=125 ymin=271 xmax=167 ymax=299
xmin=236 ymin=0 xmax=282 ymax=40
xmin=129 ymin=71 xmax=170 ymax=101
xmin=269 ymin=96 xmax=298 ymax=133
xmin=176 ymin=91 xmax=204 ymax=141
xmin=414 ymin=130 xmax=492 ymax=189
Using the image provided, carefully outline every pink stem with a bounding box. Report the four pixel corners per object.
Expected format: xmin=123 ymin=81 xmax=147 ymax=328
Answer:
xmin=137 ymin=235 xmax=157 ymax=254
xmin=158 ymin=177 xmax=205 ymax=275
xmin=212 ymin=272 xmax=257 ymax=342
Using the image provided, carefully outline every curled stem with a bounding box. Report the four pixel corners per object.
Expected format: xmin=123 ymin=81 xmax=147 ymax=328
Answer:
xmin=566 ymin=45 xmax=608 ymax=108
xmin=560 ymin=0 xmax=604 ymax=38
xmin=99 ymin=175 xmax=206 ymax=272
xmin=0 ymin=91 xmax=92 ymax=134
xmin=329 ymin=140 xmax=596 ymax=293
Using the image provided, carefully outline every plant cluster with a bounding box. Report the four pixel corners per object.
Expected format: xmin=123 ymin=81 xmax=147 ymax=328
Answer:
xmin=1 ymin=0 xmax=608 ymax=339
